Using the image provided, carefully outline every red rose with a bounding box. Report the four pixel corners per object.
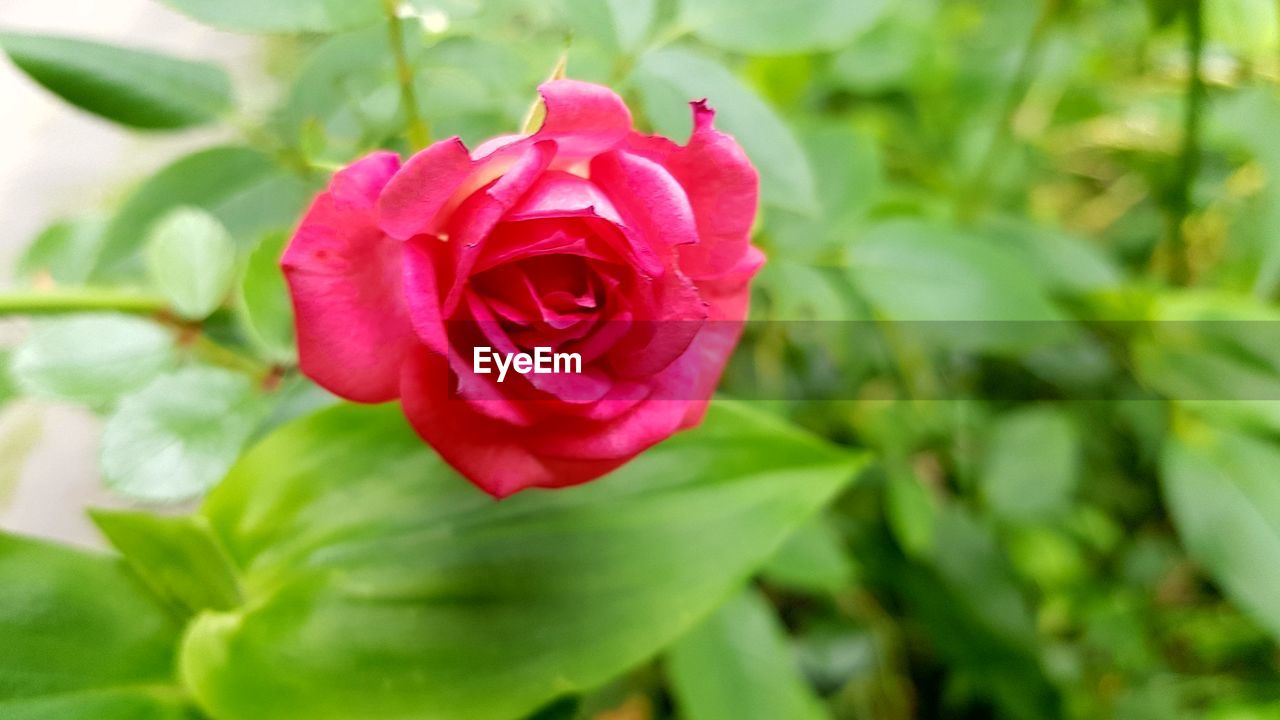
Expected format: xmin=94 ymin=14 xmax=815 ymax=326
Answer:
xmin=282 ymin=79 xmax=762 ymax=497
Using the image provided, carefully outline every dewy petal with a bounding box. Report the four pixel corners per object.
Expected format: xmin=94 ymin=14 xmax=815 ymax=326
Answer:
xmin=589 ymin=150 xmax=699 ymax=254
xmin=663 ymin=101 xmax=760 ymax=278
xmin=282 ymin=151 xmax=413 ymax=403
xmin=376 ymin=136 xmax=474 ymax=240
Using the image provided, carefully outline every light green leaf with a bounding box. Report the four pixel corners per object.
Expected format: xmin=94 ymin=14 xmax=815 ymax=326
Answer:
xmin=16 ymin=217 xmax=106 ymax=286
xmin=146 ymin=208 xmax=237 ymax=321
xmin=176 ymin=401 xmax=863 ymax=720
xmin=761 ymin=515 xmax=855 ymax=594
xmin=848 ymin=219 xmax=1071 ymax=353
xmin=100 ymin=368 xmax=269 ymax=503
xmin=982 ymin=407 xmax=1079 ymax=522
xmin=0 ymin=32 xmax=230 ymax=130
xmin=667 ymin=588 xmax=829 ymax=720
xmin=157 ymin=0 xmax=382 ymax=33
xmin=236 ymin=231 xmax=295 ymax=363
xmin=1163 ymin=423 xmax=1280 ymax=641
xmin=0 ymin=402 xmax=42 ymax=513
xmin=0 ymin=533 xmax=194 ymax=719
xmin=606 ymin=0 xmax=655 ymax=51
xmin=678 ymin=0 xmax=889 ymax=54
xmin=12 ymin=314 xmax=175 ymax=406
xmin=633 ymin=47 xmax=816 ymax=213
xmin=95 ymin=146 xmax=311 ymax=282
xmin=90 ymin=510 xmax=243 ymax=616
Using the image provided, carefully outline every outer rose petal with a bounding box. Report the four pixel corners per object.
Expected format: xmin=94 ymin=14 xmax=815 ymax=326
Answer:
xmin=283 ymin=151 xmax=413 ymax=403
xmin=376 ymin=136 xmax=473 ymax=240
xmin=472 ymin=79 xmax=633 ymax=163
xmin=632 ymin=101 xmax=760 ymax=278
xmin=401 ymin=349 xmax=629 ymax=498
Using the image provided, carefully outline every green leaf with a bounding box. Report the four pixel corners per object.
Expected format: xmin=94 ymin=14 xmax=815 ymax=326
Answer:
xmin=176 ymin=401 xmax=863 ymax=720
xmin=982 ymin=407 xmax=1080 ymax=522
xmin=633 ymin=47 xmax=817 ymax=213
xmin=12 ymin=314 xmax=175 ymax=406
xmin=16 ymin=217 xmax=106 ymax=286
xmin=0 ymin=403 xmax=42 ymax=513
xmin=157 ymin=0 xmax=383 ymax=33
xmin=761 ymin=516 xmax=855 ymax=594
xmin=1163 ymin=423 xmax=1280 ymax=641
xmin=847 ymin=219 xmax=1071 ymax=353
xmin=605 ymin=0 xmax=656 ymax=51
xmin=100 ymin=368 xmax=269 ymax=503
xmin=667 ymin=588 xmax=829 ymax=720
xmin=91 ymin=510 xmax=243 ymax=616
xmin=0 ymin=32 xmax=230 ymax=130
xmin=0 ymin=533 xmax=194 ymax=719
xmin=678 ymin=0 xmax=889 ymax=54
xmin=236 ymin=231 xmax=295 ymax=363
xmin=146 ymin=208 xmax=237 ymax=321
xmin=96 ymin=146 xmax=311 ymax=282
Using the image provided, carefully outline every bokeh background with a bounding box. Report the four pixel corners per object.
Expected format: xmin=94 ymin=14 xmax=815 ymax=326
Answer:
xmin=4 ymin=0 xmax=1280 ymax=718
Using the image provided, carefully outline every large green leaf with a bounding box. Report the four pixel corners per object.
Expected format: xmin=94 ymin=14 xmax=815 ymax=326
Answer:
xmin=157 ymin=0 xmax=382 ymax=33
xmin=166 ymin=401 xmax=863 ymax=720
xmin=667 ymin=587 xmax=830 ymax=720
xmin=981 ymin=407 xmax=1080 ymax=522
xmin=95 ymin=147 xmax=311 ymax=282
xmin=633 ymin=48 xmax=817 ymax=214
xmin=1163 ymin=423 xmax=1280 ymax=641
xmin=678 ymin=0 xmax=889 ymax=54
xmin=0 ymin=32 xmax=230 ymax=131
xmin=0 ymin=533 xmax=195 ymax=719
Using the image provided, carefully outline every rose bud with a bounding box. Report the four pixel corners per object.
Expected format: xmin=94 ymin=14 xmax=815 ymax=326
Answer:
xmin=282 ymin=79 xmax=762 ymax=497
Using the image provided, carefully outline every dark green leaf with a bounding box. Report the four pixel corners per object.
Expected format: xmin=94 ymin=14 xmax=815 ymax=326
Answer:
xmin=0 ymin=32 xmax=230 ymax=130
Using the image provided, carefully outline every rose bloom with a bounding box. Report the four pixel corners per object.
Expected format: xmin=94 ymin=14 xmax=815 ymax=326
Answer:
xmin=282 ymin=79 xmax=762 ymax=497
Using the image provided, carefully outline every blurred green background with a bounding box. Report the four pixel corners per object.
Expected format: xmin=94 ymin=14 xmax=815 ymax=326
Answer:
xmin=4 ymin=0 xmax=1280 ymax=719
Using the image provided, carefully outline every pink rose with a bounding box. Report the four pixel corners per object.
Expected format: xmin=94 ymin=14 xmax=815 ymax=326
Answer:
xmin=282 ymin=79 xmax=762 ymax=497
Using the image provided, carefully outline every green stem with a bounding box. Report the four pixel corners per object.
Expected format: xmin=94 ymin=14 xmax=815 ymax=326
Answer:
xmin=959 ymin=0 xmax=1056 ymax=222
xmin=382 ymin=0 xmax=431 ymax=150
xmin=0 ymin=288 xmax=168 ymax=316
xmin=1164 ymin=0 xmax=1205 ymax=286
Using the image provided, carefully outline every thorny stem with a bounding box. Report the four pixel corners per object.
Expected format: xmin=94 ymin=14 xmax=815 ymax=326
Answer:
xmin=1163 ymin=0 xmax=1205 ymax=286
xmin=382 ymin=0 xmax=431 ymax=150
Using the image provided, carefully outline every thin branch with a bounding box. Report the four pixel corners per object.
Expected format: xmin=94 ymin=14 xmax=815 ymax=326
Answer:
xmin=1163 ymin=0 xmax=1205 ymax=286
xmin=382 ymin=0 xmax=431 ymax=150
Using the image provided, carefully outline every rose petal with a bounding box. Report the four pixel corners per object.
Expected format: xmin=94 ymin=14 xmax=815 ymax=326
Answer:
xmin=401 ymin=236 xmax=451 ymax=355
xmin=589 ymin=150 xmax=699 ymax=254
xmin=376 ymin=136 xmax=474 ymax=240
xmin=282 ymin=151 xmax=413 ymax=403
xmin=441 ymin=140 xmax=557 ymax=315
xmin=401 ymin=349 xmax=628 ymax=497
xmin=533 ymin=79 xmax=633 ymax=159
